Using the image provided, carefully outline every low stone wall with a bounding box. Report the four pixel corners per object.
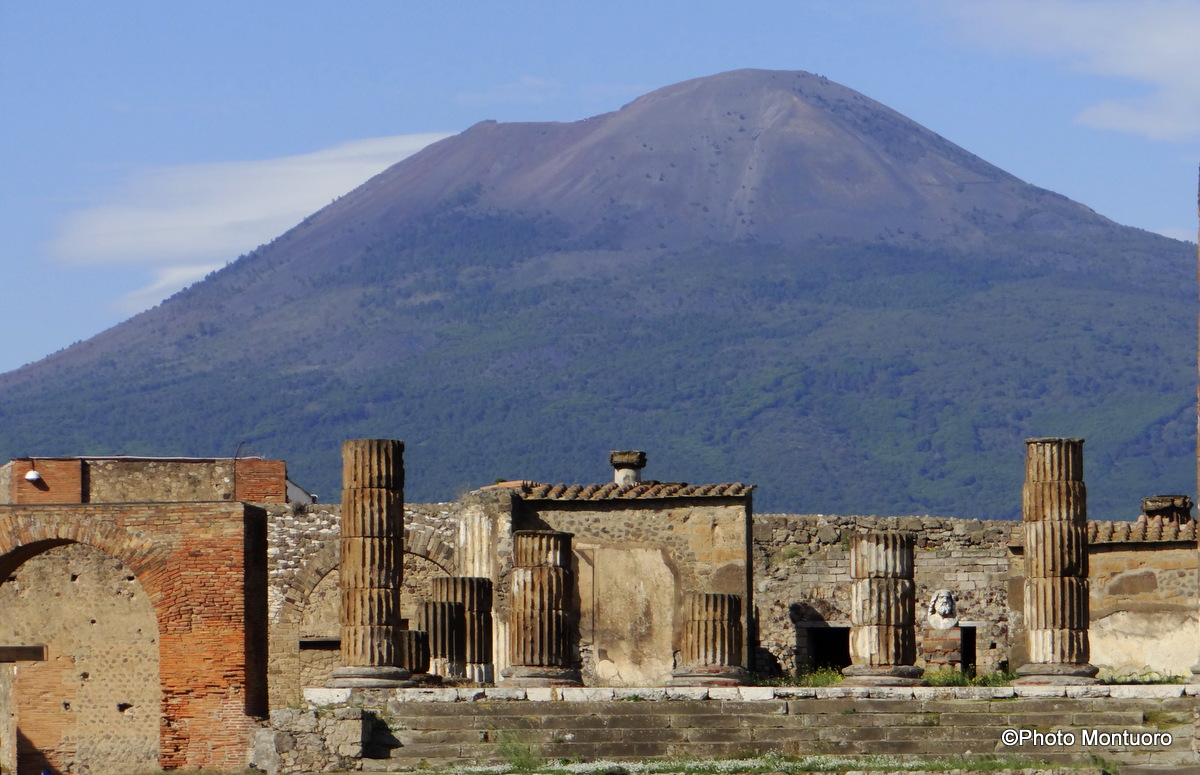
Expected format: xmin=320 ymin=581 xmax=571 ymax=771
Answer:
xmin=753 ymin=514 xmax=1016 ymax=674
xmin=251 ymin=685 xmax=1199 ymax=773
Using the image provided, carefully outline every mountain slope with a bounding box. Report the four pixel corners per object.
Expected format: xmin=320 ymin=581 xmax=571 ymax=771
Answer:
xmin=1 ymin=69 xmax=1194 ymax=517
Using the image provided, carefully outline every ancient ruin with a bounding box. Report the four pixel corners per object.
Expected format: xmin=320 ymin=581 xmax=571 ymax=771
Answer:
xmin=330 ymin=439 xmax=412 ymax=687
xmin=1016 ymin=437 xmax=1099 ymax=685
xmin=841 ymin=531 xmax=923 ymax=686
xmin=0 ymin=441 xmax=1198 ymax=773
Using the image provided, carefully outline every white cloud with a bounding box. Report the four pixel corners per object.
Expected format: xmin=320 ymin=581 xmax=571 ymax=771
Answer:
xmin=936 ymin=0 xmax=1200 ymax=140
xmin=457 ymin=76 xmax=562 ymax=107
xmin=48 ymin=132 xmax=452 ymax=308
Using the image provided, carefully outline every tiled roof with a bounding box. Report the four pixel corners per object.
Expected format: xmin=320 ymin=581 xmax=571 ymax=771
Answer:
xmin=1088 ymin=519 xmax=1196 ymax=544
xmin=519 ymin=481 xmax=753 ymax=501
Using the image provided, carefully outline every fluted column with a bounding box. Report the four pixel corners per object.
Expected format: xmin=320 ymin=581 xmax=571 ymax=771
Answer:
xmin=330 ymin=439 xmax=413 ymax=687
xmin=501 ymin=530 xmax=581 ymax=686
xmin=1017 ymin=437 xmax=1098 ymax=684
xmin=433 ymin=576 xmax=494 ymax=683
xmin=842 ymin=531 xmax=923 ymax=686
xmin=668 ymin=593 xmax=747 ymax=686
xmin=420 ymin=601 xmax=466 ymax=679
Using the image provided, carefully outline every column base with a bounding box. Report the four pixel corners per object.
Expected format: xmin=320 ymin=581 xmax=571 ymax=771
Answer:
xmin=466 ymin=663 xmax=495 ymax=684
xmin=430 ymin=658 xmax=467 ymax=681
xmin=1013 ymin=663 xmax=1100 ymax=685
xmin=840 ymin=665 xmax=925 ymax=686
xmin=666 ymin=665 xmax=749 ymax=687
xmin=1190 ymin=662 xmax=1200 ymax=684
xmin=499 ymin=665 xmax=582 ymax=687
xmin=328 ymin=666 xmax=416 ymax=688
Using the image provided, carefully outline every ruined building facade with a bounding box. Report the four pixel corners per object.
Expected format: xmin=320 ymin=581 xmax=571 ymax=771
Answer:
xmin=0 ymin=450 xmax=1196 ymax=774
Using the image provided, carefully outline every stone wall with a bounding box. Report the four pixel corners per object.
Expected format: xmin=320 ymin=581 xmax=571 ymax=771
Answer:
xmin=266 ymin=503 xmax=1200 ymax=685
xmin=1008 ymin=522 xmax=1199 ymax=673
xmin=510 ymin=497 xmax=751 ymax=685
xmin=254 ymin=685 xmax=1198 ymax=773
xmin=0 ymin=457 xmax=287 ymax=505
xmin=267 ymin=502 xmax=459 ymax=708
xmin=0 ymin=544 xmax=159 ymax=775
xmin=753 ymin=514 xmax=1017 ymax=674
xmin=0 ymin=664 xmax=13 ymax=775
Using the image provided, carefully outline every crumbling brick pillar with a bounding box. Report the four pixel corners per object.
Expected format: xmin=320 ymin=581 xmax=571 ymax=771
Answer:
xmin=1016 ymin=437 xmax=1098 ymax=684
xmin=330 ymin=439 xmax=413 ymax=687
xmin=501 ymin=530 xmax=581 ymax=686
xmin=420 ymin=600 xmax=466 ymax=680
xmin=842 ymin=531 xmax=924 ymax=686
xmin=668 ymin=593 xmax=747 ymax=686
xmin=433 ymin=576 xmax=494 ymax=683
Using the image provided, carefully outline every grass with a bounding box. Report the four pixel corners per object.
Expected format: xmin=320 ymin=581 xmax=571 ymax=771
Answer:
xmin=439 ymin=751 xmax=1082 ymax=774
xmin=493 ymin=729 xmax=545 ymax=773
xmin=1096 ymin=666 xmax=1187 ymax=685
xmin=749 ymin=667 xmax=844 ymax=687
xmin=924 ymin=667 xmax=1018 ymax=687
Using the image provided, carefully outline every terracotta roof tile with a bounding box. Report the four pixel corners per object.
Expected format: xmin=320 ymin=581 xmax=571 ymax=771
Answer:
xmin=1086 ymin=520 xmax=1195 ymax=544
xmin=519 ymin=481 xmax=753 ymax=501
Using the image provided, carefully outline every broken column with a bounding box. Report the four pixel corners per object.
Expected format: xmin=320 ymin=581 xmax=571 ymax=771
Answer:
xmin=330 ymin=438 xmax=413 ymax=687
xmin=396 ymin=628 xmax=432 ymax=679
xmin=501 ymin=530 xmax=581 ymax=686
xmin=1017 ymin=437 xmax=1098 ymax=684
xmin=669 ymin=593 xmax=747 ymax=686
xmin=433 ymin=576 xmax=494 ymax=683
xmin=842 ymin=531 xmax=923 ymax=686
xmin=420 ymin=600 xmax=466 ymax=680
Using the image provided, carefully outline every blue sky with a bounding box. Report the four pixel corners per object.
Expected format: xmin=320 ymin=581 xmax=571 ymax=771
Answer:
xmin=3 ymin=1 xmax=1200 ymax=373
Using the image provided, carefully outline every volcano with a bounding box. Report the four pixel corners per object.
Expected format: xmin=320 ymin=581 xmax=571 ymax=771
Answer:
xmin=1 ymin=69 xmax=1193 ymax=518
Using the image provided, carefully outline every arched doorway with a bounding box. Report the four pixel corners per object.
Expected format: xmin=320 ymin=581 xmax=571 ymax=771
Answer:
xmin=0 ymin=543 xmax=159 ymax=775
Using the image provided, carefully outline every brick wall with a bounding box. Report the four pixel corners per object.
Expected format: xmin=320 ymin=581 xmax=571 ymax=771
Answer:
xmin=236 ymin=459 xmax=288 ymax=503
xmin=0 ymin=502 xmax=268 ymax=771
xmin=7 ymin=459 xmax=84 ymax=504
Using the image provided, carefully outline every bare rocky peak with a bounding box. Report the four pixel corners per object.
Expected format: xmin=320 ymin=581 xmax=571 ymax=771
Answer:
xmin=304 ymin=68 xmax=1103 ymax=255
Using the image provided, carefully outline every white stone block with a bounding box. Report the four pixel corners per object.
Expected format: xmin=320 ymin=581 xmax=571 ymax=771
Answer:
xmin=485 ymin=687 xmax=527 ymax=701
xmin=525 ymin=688 xmax=555 ymax=701
xmin=1065 ymin=685 xmax=1110 ymax=698
xmin=613 ymin=687 xmax=665 ymax=701
xmin=664 ymin=686 xmax=709 ymax=700
xmin=1012 ymin=685 xmax=1066 ymax=698
xmin=303 ymin=688 xmax=352 ymax=706
xmin=1108 ymin=684 xmax=1184 ymax=699
xmin=706 ymin=687 xmax=741 ymax=700
xmin=737 ymin=686 xmax=776 ymax=701
xmin=396 ymin=688 xmax=459 ymax=702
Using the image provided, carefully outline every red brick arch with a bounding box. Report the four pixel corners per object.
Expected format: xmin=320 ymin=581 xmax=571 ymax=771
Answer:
xmin=0 ymin=502 xmax=267 ymax=771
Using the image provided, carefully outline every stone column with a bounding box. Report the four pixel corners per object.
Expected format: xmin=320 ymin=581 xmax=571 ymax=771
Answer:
xmin=433 ymin=576 xmax=494 ymax=683
xmin=668 ymin=593 xmax=748 ymax=686
xmin=397 ymin=629 xmax=431 ymax=675
xmin=330 ymin=439 xmax=413 ymax=687
xmin=842 ymin=531 xmax=923 ymax=686
xmin=420 ymin=601 xmax=467 ymax=680
xmin=501 ymin=530 xmax=581 ymax=686
xmin=1017 ymin=437 xmax=1098 ymax=684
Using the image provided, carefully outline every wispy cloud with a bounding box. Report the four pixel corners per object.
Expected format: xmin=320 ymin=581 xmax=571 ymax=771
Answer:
xmin=457 ymin=76 xmax=562 ymax=107
xmin=49 ymin=133 xmax=452 ymax=311
xmin=936 ymin=0 xmax=1200 ymax=140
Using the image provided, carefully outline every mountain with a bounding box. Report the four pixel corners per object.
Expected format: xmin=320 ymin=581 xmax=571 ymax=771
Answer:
xmin=1 ymin=69 xmax=1194 ymax=518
